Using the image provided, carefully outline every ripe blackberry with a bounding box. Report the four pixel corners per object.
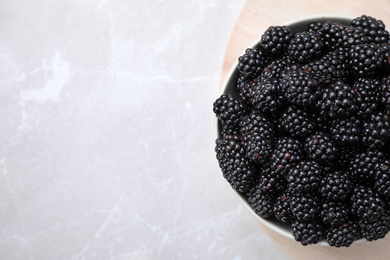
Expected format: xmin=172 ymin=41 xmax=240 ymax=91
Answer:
xmin=258 ymin=166 xmax=287 ymax=197
xmin=349 ymin=150 xmax=384 ymax=184
xmin=320 ymin=202 xmax=350 ymax=227
xmin=316 ymin=81 xmax=359 ymax=119
xmin=238 ymin=48 xmax=271 ymax=80
xmin=304 ymin=132 xmax=337 ymax=167
xmin=271 ymin=137 xmax=304 ymax=177
xmin=236 ymin=77 xmax=260 ymax=105
xmin=260 ymin=26 xmax=293 ymax=57
xmin=240 ymin=112 xmax=275 ymax=164
xmin=351 ymin=15 xmax=390 ymax=44
xmin=291 ymin=220 xmax=323 ymax=246
xmin=308 ymin=21 xmax=324 ymax=32
xmin=350 ymin=185 xmax=384 ymax=223
xmin=247 ymin=184 xmax=274 ymax=218
xmin=359 ymin=213 xmax=390 ymax=241
xmin=362 ymin=111 xmax=390 ymax=150
xmin=261 ymin=58 xmax=290 ymax=80
xmin=273 ymin=190 xmax=294 ymax=222
xmin=287 ymin=161 xmax=323 ymax=194
xmin=303 ymin=47 xmax=349 ymax=84
xmin=290 ymin=193 xmax=320 ymax=222
xmin=318 ymin=21 xmax=366 ymax=50
xmin=353 ymin=78 xmax=381 ymax=119
xmin=329 ymin=116 xmax=362 ymax=146
xmin=380 ymin=43 xmax=390 ymax=69
xmin=349 ymin=43 xmax=385 ymax=77
xmin=250 ymin=77 xmax=285 ymax=116
xmin=326 ymin=221 xmax=360 ymax=247
xmin=374 ymin=160 xmax=390 ymax=199
xmin=287 ymin=31 xmax=325 ymax=63
xmin=334 ymin=146 xmax=361 ymax=170
xmin=220 ymin=123 xmax=241 ymax=139
xmin=319 ymin=171 xmax=353 ymax=202
xmin=380 ymin=75 xmax=390 ymax=108
xmin=215 ymin=134 xmax=259 ymax=193
xmin=280 ymin=70 xmax=319 ymax=107
xmin=213 ymin=94 xmax=248 ymax=127
xmin=277 ymin=105 xmax=316 ymax=138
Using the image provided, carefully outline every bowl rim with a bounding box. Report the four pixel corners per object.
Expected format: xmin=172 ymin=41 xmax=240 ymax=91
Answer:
xmin=216 ymin=14 xmax=366 ymax=246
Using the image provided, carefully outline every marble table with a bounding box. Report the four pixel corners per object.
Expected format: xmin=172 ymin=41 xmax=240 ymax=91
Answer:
xmin=0 ymin=0 xmax=289 ymax=259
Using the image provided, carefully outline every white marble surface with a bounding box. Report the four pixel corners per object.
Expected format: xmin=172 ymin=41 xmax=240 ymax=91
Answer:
xmin=0 ymin=0 xmax=290 ymax=259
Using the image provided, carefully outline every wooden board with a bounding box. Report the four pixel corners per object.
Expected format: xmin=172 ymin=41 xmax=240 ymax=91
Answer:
xmin=220 ymin=0 xmax=390 ymax=259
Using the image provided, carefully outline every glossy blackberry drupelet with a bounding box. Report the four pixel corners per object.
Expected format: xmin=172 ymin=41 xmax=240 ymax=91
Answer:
xmin=304 ymin=132 xmax=337 ymax=167
xmin=215 ymin=134 xmax=259 ymax=193
xmin=287 ymin=161 xmax=323 ymax=194
xmin=250 ymin=78 xmax=285 ymax=116
xmin=320 ymin=202 xmax=350 ymax=227
xmin=329 ymin=116 xmax=362 ymax=146
xmin=280 ymin=70 xmax=319 ymax=107
xmin=290 ymin=193 xmax=320 ymax=222
xmin=326 ymin=221 xmax=361 ymax=247
xmin=247 ymin=184 xmax=275 ymax=218
xmin=303 ymin=47 xmax=349 ymax=84
xmin=351 ymin=15 xmax=390 ymax=44
xmin=349 ymin=150 xmax=384 ymax=184
xmin=291 ymin=220 xmax=323 ymax=246
xmin=319 ymin=171 xmax=353 ymax=202
xmin=350 ymin=185 xmax=384 ymax=223
xmin=258 ymin=166 xmax=287 ymax=197
xmin=359 ymin=213 xmax=390 ymax=241
xmin=273 ymin=190 xmax=294 ymax=222
xmin=237 ymin=48 xmax=271 ymax=80
xmin=380 ymin=76 xmax=390 ymax=108
xmin=318 ymin=21 xmax=366 ymax=50
xmin=353 ymin=78 xmax=381 ymax=119
xmin=316 ymin=81 xmax=360 ymax=119
xmin=276 ymin=105 xmax=316 ymax=138
xmin=213 ymin=94 xmax=248 ymax=127
xmin=271 ymin=137 xmax=304 ymax=177
xmin=308 ymin=21 xmax=324 ymax=32
xmin=239 ymin=112 xmax=275 ymax=164
xmin=349 ymin=43 xmax=385 ymax=77
xmin=287 ymin=31 xmax=325 ymax=63
xmin=362 ymin=111 xmax=390 ymax=150
xmin=260 ymin=26 xmax=293 ymax=57
xmin=374 ymin=160 xmax=390 ymax=199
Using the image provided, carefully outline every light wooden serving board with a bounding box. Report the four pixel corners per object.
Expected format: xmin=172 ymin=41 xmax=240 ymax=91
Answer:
xmin=220 ymin=1 xmax=390 ymax=259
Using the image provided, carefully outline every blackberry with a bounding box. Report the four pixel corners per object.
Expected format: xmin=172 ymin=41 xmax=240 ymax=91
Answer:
xmin=213 ymin=94 xmax=248 ymax=127
xmin=215 ymin=134 xmax=259 ymax=193
xmin=329 ymin=116 xmax=362 ymax=146
xmin=260 ymin=26 xmax=293 ymax=57
xmin=374 ymin=160 xmax=390 ymax=199
xmin=287 ymin=31 xmax=325 ymax=63
xmin=291 ymin=220 xmax=323 ymax=246
xmin=334 ymin=146 xmax=361 ymax=170
xmin=350 ymin=185 xmax=384 ymax=223
xmin=380 ymin=75 xmax=390 ymax=108
xmin=237 ymin=77 xmax=260 ymax=105
xmin=220 ymin=123 xmax=241 ymax=139
xmin=326 ymin=221 xmax=360 ymax=247
xmin=304 ymin=132 xmax=337 ymax=167
xmin=250 ymin=77 xmax=285 ymax=116
xmin=308 ymin=21 xmax=324 ymax=32
xmin=271 ymin=137 xmax=304 ymax=177
xmin=349 ymin=43 xmax=385 ymax=77
xmin=349 ymin=150 xmax=384 ymax=184
xmin=316 ymin=81 xmax=359 ymax=119
xmin=238 ymin=48 xmax=270 ymax=80
xmin=273 ymin=190 xmax=294 ymax=222
xmin=381 ymin=43 xmax=390 ymax=69
xmin=277 ymin=105 xmax=316 ymax=138
xmin=287 ymin=161 xmax=323 ymax=194
xmin=359 ymin=213 xmax=390 ymax=241
xmin=318 ymin=21 xmax=366 ymax=50
xmin=280 ymin=70 xmax=319 ymax=107
xmin=353 ymin=78 xmax=381 ymax=119
xmin=258 ymin=166 xmax=287 ymax=197
xmin=290 ymin=193 xmax=320 ymax=222
xmin=351 ymin=15 xmax=390 ymax=44
xmin=247 ymin=184 xmax=274 ymax=218
xmin=261 ymin=58 xmax=290 ymax=80
xmin=362 ymin=111 xmax=390 ymax=150
xmin=319 ymin=171 xmax=353 ymax=202
xmin=240 ymin=112 xmax=275 ymax=164
xmin=320 ymin=202 xmax=350 ymax=227
xmin=303 ymin=47 xmax=349 ymax=84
